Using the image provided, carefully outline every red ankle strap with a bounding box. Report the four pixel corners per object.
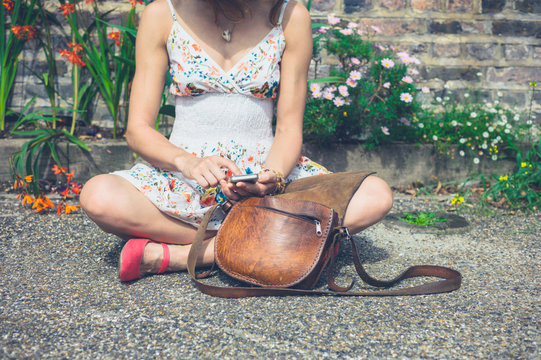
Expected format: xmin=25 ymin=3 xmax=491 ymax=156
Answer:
xmin=157 ymin=243 xmax=169 ymax=274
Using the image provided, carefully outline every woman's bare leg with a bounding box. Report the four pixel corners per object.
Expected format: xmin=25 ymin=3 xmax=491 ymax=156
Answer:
xmin=342 ymin=175 xmax=393 ymax=234
xmin=80 ymin=174 xmax=215 ymax=275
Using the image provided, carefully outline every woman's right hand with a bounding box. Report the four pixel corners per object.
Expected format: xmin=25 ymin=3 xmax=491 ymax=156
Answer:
xmin=180 ymin=155 xmax=241 ymax=189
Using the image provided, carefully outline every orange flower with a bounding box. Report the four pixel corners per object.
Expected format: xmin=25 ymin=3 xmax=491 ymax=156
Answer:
xmin=85 ymin=0 xmax=96 ymax=4
xmin=3 ymin=0 xmax=14 ymax=11
xmin=24 ymin=174 xmax=33 ymax=183
xmin=129 ymin=0 xmax=143 ymax=7
xmin=66 ymin=170 xmax=75 ymax=183
xmin=59 ymin=48 xmax=86 ymax=67
xmin=22 ymin=194 xmax=35 ymax=206
xmin=192 ymin=43 xmax=202 ymax=52
xmin=58 ymin=3 xmax=75 ymax=17
xmin=11 ymin=25 xmax=38 ymax=41
xmin=70 ymin=183 xmax=82 ymax=195
xmin=32 ymin=195 xmax=54 ymax=212
xmin=64 ymin=204 xmax=80 ymax=214
xmin=68 ymin=42 xmax=83 ymax=53
xmin=108 ymin=30 xmax=121 ymax=46
xmin=52 ymin=164 xmax=67 ymax=175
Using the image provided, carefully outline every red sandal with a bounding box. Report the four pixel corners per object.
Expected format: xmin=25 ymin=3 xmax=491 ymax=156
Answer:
xmin=119 ymin=239 xmax=170 ymax=282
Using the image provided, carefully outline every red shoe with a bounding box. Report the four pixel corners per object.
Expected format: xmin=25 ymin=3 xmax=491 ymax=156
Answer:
xmin=119 ymin=239 xmax=170 ymax=282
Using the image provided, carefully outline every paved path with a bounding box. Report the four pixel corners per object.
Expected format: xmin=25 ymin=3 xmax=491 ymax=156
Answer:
xmin=0 ymin=194 xmax=538 ymax=359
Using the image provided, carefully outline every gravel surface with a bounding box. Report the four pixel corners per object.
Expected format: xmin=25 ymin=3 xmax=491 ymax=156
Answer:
xmin=0 ymin=194 xmax=539 ymax=359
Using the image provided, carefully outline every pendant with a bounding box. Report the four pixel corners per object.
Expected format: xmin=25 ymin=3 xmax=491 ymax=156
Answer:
xmin=222 ymin=29 xmax=231 ymax=42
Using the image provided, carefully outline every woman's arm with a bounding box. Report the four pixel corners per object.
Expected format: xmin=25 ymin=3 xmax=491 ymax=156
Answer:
xmin=235 ymin=2 xmax=312 ymax=197
xmin=126 ymin=1 xmax=240 ymax=189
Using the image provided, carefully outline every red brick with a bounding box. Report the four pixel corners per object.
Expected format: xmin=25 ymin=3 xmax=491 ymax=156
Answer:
xmin=380 ymin=0 xmax=405 ymax=11
xmin=487 ymin=67 xmax=541 ymax=83
xmin=411 ymin=0 xmax=440 ymax=11
xmin=433 ymin=43 xmax=461 ymax=58
xmin=448 ymin=0 xmax=474 ymax=12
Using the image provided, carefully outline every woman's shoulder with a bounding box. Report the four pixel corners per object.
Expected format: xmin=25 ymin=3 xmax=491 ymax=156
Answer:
xmin=282 ymin=1 xmax=311 ymax=32
xmin=138 ymin=0 xmax=175 ymax=42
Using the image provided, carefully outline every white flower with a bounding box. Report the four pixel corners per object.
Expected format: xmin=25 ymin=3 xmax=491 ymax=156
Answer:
xmin=486 ymin=103 xmax=492 ymax=108
xmin=400 ymin=93 xmax=413 ymax=103
xmin=459 ymin=138 xmax=466 ymax=144
xmin=464 ymin=93 xmax=470 ymax=98
xmin=383 ymin=82 xmax=391 ymax=89
xmin=418 ymin=123 xmax=425 ymax=128
xmin=504 ymin=128 xmax=510 ymax=134
xmin=349 ymin=71 xmax=362 ymax=80
xmin=381 ymin=58 xmax=395 ymax=68
xmin=492 ymin=155 xmax=498 ymax=161
xmin=459 ymin=150 xmax=465 ymax=157
xmin=482 ymin=132 xmax=489 ymax=138
xmin=402 ymin=76 xmax=413 ymax=84
xmin=488 ymin=126 xmax=494 ymax=132
xmin=451 ymin=120 xmax=458 ymax=126
xmin=473 ymin=158 xmax=480 ymax=164
xmin=501 ymin=115 xmax=508 ymax=122
xmin=514 ymin=114 xmax=520 ymax=121
xmin=482 ymin=143 xmax=488 ymax=149
xmin=421 ymin=86 xmax=430 ymax=93
xmin=476 ymin=72 xmax=482 ymax=76
xmin=467 ymin=122 xmax=472 ymax=126
xmin=436 ymin=97 xmax=442 ymax=103
xmin=333 ymin=97 xmax=345 ymax=107
xmin=470 ymin=112 xmax=477 ymax=118
xmin=444 ymin=96 xmax=450 ymax=101
xmin=527 ymin=120 xmax=533 ymax=125
xmin=432 ymin=135 xmax=438 ymax=141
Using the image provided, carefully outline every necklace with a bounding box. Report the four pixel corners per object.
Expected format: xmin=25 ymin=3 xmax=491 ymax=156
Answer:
xmin=221 ymin=22 xmax=236 ymax=42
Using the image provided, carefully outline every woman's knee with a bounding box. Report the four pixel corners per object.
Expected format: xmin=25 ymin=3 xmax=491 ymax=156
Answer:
xmin=362 ymin=176 xmax=394 ymax=214
xmin=80 ymin=174 xmax=120 ymax=217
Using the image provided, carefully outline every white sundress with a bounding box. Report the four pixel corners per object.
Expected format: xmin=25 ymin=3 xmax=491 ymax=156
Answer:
xmin=113 ymin=0 xmax=329 ymax=230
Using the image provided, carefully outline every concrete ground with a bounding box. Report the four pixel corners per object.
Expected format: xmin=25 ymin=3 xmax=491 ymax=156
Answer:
xmin=0 ymin=193 xmax=538 ymax=359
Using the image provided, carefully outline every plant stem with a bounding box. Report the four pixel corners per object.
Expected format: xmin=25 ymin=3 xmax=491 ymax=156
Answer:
xmin=71 ymin=65 xmax=79 ymax=135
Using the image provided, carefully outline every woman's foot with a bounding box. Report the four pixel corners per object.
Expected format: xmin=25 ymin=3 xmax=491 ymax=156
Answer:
xmin=119 ymin=239 xmax=170 ymax=282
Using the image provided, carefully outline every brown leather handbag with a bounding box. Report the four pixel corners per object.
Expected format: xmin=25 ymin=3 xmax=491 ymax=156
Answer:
xmin=187 ymin=172 xmax=462 ymax=297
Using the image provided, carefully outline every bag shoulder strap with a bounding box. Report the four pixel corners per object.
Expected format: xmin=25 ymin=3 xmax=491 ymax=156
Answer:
xmin=187 ymin=206 xmax=462 ymax=298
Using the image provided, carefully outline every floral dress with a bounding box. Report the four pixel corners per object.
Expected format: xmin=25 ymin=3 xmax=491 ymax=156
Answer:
xmin=113 ymin=0 xmax=329 ymax=230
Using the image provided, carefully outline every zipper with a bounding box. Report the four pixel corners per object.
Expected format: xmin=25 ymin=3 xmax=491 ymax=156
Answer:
xmin=243 ymin=205 xmax=323 ymax=236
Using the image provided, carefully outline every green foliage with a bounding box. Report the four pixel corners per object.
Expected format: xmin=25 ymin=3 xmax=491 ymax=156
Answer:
xmin=1 ymin=0 xmax=40 ymax=132
xmin=481 ymin=139 xmax=541 ymax=212
xmin=304 ymin=18 xmax=422 ymax=149
xmin=398 ymin=211 xmax=448 ymax=226
xmin=415 ymin=90 xmax=537 ymax=164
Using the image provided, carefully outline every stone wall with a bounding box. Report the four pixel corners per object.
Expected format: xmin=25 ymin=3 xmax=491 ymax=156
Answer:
xmin=309 ymin=0 xmax=541 ymax=114
xmin=9 ymin=0 xmax=541 ymax=127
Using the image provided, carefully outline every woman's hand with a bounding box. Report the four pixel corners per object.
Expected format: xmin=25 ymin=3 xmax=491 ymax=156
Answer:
xmin=219 ymin=170 xmax=277 ymax=201
xmin=181 ymin=155 xmax=241 ymax=189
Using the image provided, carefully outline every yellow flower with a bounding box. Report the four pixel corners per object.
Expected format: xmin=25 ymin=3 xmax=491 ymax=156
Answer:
xmin=499 ymin=175 xmax=508 ymax=181
xmin=530 ymin=81 xmax=537 ymax=87
xmin=343 ymin=112 xmax=347 ymax=116
xmin=451 ymin=194 xmax=464 ymax=205
xmin=521 ymin=162 xmax=527 ymax=167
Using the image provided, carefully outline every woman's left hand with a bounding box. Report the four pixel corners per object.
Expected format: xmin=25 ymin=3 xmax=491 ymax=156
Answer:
xmin=219 ymin=170 xmax=276 ymax=201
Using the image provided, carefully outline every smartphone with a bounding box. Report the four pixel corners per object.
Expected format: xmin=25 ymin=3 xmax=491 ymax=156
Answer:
xmin=229 ymin=174 xmax=259 ymax=183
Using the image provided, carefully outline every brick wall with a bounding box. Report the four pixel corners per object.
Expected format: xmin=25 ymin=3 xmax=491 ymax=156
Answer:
xmin=309 ymin=0 xmax=541 ymax=115
xmin=10 ymin=0 xmax=541 ymax=127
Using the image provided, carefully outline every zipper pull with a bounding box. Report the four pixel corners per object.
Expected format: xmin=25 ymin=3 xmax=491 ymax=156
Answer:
xmin=314 ymin=220 xmax=322 ymax=236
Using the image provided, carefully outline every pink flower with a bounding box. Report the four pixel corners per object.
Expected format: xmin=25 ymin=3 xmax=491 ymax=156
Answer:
xmin=338 ymin=85 xmax=349 ymax=97
xmin=356 ymin=29 xmax=364 ymax=36
xmin=346 ymin=78 xmax=358 ymax=88
xmin=310 ymin=83 xmax=321 ymax=92
xmin=339 ymin=28 xmax=353 ymax=35
xmin=312 ymin=90 xmax=322 ymax=98
xmin=381 ymin=58 xmax=395 ymax=68
xmin=323 ymin=90 xmax=335 ymax=100
xmin=383 ymin=82 xmax=391 ymax=89
xmin=407 ymin=68 xmax=419 ymax=75
xmin=318 ymin=26 xmax=329 ymax=34
xmin=381 ymin=126 xmax=390 ymax=135
xmin=371 ymin=25 xmax=382 ymax=33
xmin=333 ymin=97 xmax=345 ymax=107
xmin=351 ymin=57 xmax=360 ymax=65
xmin=421 ymin=86 xmax=430 ymax=93
xmin=400 ymin=93 xmax=413 ymax=103
xmin=327 ymin=14 xmax=340 ymax=25
xmin=349 ymin=71 xmax=362 ymax=80
xmin=402 ymin=76 xmax=413 ymax=84
xmin=400 ymin=117 xmax=411 ymax=126
xmin=347 ymin=22 xmax=358 ymax=29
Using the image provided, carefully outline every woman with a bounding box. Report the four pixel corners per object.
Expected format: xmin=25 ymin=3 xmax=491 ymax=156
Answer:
xmin=80 ymin=0 xmax=393 ymax=282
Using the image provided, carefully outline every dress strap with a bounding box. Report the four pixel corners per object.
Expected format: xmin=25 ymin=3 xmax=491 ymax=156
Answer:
xmin=165 ymin=0 xmax=178 ymax=23
xmin=277 ymin=0 xmax=290 ymax=26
